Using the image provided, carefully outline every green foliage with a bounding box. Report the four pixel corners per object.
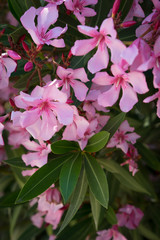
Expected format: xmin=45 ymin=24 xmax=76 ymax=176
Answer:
xmin=51 ymin=140 xmax=80 ymax=154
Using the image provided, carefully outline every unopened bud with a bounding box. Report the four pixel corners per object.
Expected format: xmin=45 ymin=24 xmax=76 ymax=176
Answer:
xmin=22 ymin=41 xmax=30 ymax=52
xmin=120 ymin=21 xmax=137 ymax=28
xmin=36 ymin=44 xmax=43 ymax=51
xmin=0 ymin=28 xmax=5 ymax=37
xmin=24 ymin=61 xmax=33 ymax=72
xmin=9 ymin=98 xmax=16 ymax=108
xmin=68 ymin=50 xmax=72 ymax=60
xmin=7 ymin=50 xmax=21 ymax=60
xmin=18 ymin=34 xmax=26 ymax=43
xmin=112 ymin=0 xmax=121 ymax=18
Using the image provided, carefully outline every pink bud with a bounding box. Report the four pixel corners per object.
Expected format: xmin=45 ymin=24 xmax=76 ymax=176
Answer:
xmin=0 ymin=28 xmax=5 ymax=36
xmin=24 ymin=61 xmax=33 ymax=72
xmin=9 ymin=98 xmax=16 ymax=108
xmin=121 ymin=21 xmax=137 ymax=28
xmin=68 ymin=50 xmax=72 ymax=59
xmin=36 ymin=44 xmax=43 ymax=51
xmin=66 ymin=98 xmax=74 ymax=104
xmin=7 ymin=50 xmax=21 ymax=60
xmin=22 ymin=41 xmax=29 ymax=52
xmin=112 ymin=0 xmax=121 ymax=18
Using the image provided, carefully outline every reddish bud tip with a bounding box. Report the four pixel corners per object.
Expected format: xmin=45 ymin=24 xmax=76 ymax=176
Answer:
xmin=36 ymin=44 xmax=43 ymax=51
xmin=120 ymin=21 xmax=137 ymax=28
xmin=9 ymin=98 xmax=16 ymax=108
xmin=18 ymin=34 xmax=26 ymax=43
xmin=66 ymin=98 xmax=74 ymax=104
xmin=0 ymin=28 xmax=5 ymax=36
xmin=24 ymin=61 xmax=33 ymax=72
xmin=66 ymin=10 xmax=72 ymax=15
xmin=22 ymin=41 xmax=30 ymax=52
xmin=112 ymin=0 xmax=121 ymax=18
xmin=7 ymin=50 xmax=21 ymax=60
xmin=68 ymin=50 xmax=73 ymax=59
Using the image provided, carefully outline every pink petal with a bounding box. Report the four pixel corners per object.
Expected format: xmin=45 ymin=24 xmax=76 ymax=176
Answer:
xmin=63 ymin=124 xmax=77 ymax=141
xmin=40 ymin=111 xmax=58 ymax=140
xmin=127 ymin=132 xmax=140 ymax=144
xmin=117 ymin=141 xmax=129 ymax=153
xmin=78 ymin=25 xmax=99 ymax=37
xmin=46 ymin=26 xmax=67 ymax=40
xmin=127 ymin=71 xmax=148 ymax=94
xmin=120 ymin=85 xmax=138 ymax=112
xmin=121 ymin=44 xmax=138 ymax=65
xmin=43 ymin=83 xmax=67 ymax=102
xmin=71 ymin=80 xmax=88 ymax=101
xmin=21 ymin=109 xmax=40 ymax=128
xmin=98 ymin=85 xmax=120 ymax=107
xmin=119 ymin=120 xmax=134 ymax=132
xmin=83 ymin=0 xmax=98 ymax=5
xmin=72 ymin=68 xmax=89 ymax=82
xmin=157 ymin=98 xmax=160 ymax=118
xmin=20 ymin=7 xmax=36 ymax=31
xmin=23 ymin=140 xmax=40 ymax=151
xmin=153 ymin=66 xmax=160 ymax=88
xmin=143 ymin=91 xmax=160 ymax=103
xmin=154 ymin=36 xmax=160 ymax=57
xmin=49 ymin=39 xmax=65 ymax=48
xmin=37 ymin=5 xmax=58 ymax=34
xmin=81 ymin=7 xmax=97 ymax=17
xmin=88 ymin=43 xmax=109 ymax=73
xmin=54 ymin=102 xmax=73 ymax=125
xmin=74 ymin=11 xmax=85 ymax=25
xmin=92 ymin=72 xmax=114 ymax=85
xmin=2 ymin=58 xmax=17 ymax=77
xmin=111 ymin=64 xmax=125 ymax=76
xmin=71 ymin=38 xmax=97 ymax=56
xmin=74 ymin=115 xmax=89 ymax=138
xmin=107 ymin=38 xmax=126 ymax=65
xmin=100 ymin=18 xmax=117 ymax=39
xmin=64 ymin=0 xmax=74 ymax=11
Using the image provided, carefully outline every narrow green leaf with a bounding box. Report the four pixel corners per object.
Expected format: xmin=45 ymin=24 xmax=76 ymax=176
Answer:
xmin=51 ymin=140 xmax=80 ymax=154
xmin=138 ymin=224 xmax=160 ymax=240
xmin=4 ymin=157 xmax=32 ymax=169
xmin=18 ymin=225 xmax=44 ymax=240
xmin=0 ymin=191 xmax=20 ymax=208
xmin=84 ymin=153 xmax=109 ymax=208
xmin=136 ymin=142 xmax=160 ymax=171
xmin=89 ymin=190 xmax=101 ymax=230
xmin=98 ymin=158 xmax=150 ymax=195
xmin=106 ymin=206 xmax=117 ymax=225
xmin=10 ymin=26 xmax=28 ymax=43
xmin=25 ymin=0 xmax=41 ymax=8
xmin=84 ymin=131 xmax=110 ymax=153
xmin=58 ymin=168 xmax=88 ymax=234
xmin=16 ymin=154 xmax=73 ymax=203
xmin=8 ymin=0 xmax=27 ymax=21
xmin=102 ymin=113 xmax=126 ymax=138
xmin=60 ymin=153 xmax=82 ymax=203
xmin=10 ymin=205 xmax=22 ymax=236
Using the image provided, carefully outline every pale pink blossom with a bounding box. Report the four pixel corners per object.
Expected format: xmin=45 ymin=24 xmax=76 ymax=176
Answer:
xmin=11 ymin=83 xmax=74 ymax=141
xmin=20 ymin=6 xmax=67 ymax=47
xmin=71 ymin=18 xmax=126 ymax=73
xmin=45 ymin=0 xmax=64 ymax=5
xmin=152 ymin=36 xmax=160 ymax=88
xmin=107 ymin=120 xmax=140 ymax=154
xmin=0 ymin=123 xmax=4 ymax=146
xmin=5 ymin=122 xmax=30 ymax=148
xmin=55 ymin=66 xmax=89 ymax=101
xmin=124 ymin=0 xmax=145 ymax=22
xmin=65 ymin=0 xmax=98 ymax=25
xmin=22 ymin=169 xmax=38 ymax=177
xmin=116 ymin=204 xmax=144 ymax=229
xmin=144 ymin=89 xmax=160 ymax=118
xmin=96 ymin=226 xmax=127 ymax=240
xmin=22 ymin=139 xmax=51 ymax=168
xmin=92 ymin=62 xmax=148 ymax=112
xmin=0 ymin=54 xmax=17 ymax=89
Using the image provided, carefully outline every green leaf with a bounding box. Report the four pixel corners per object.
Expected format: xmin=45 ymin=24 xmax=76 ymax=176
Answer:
xmin=98 ymin=158 xmax=150 ymax=195
xmin=60 ymin=153 xmax=82 ymax=203
xmin=58 ymin=168 xmax=88 ymax=234
xmin=25 ymin=0 xmax=41 ymax=8
xmin=138 ymin=224 xmax=160 ymax=240
xmin=136 ymin=142 xmax=160 ymax=172
xmin=51 ymin=140 xmax=80 ymax=154
xmin=84 ymin=153 xmax=109 ymax=208
xmin=89 ymin=190 xmax=101 ymax=230
xmin=119 ymin=0 xmax=134 ymax=21
xmin=10 ymin=26 xmax=28 ymax=43
xmin=84 ymin=131 xmax=110 ymax=153
xmin=8 ymin=0 xmax=27 ymax=22
xmin=4 ymin=157 xmax=32 ymax=169
xmin=102 ymin=113 xmax=126 ymax=138
xmin=0 ymin=191 xmax=20 ymax=208
xmin=106 ymin=206 xmax=117 ymax=225
xmin=18 ymin=225 xmax=44 ymax=240
xmin=16 ymin=154 xmax=73 ymax=203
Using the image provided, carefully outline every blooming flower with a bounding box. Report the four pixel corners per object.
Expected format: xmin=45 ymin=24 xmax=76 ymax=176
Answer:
xmin=64 ymin=0 xmax=98 ymax=25
xmin=71 ymin=18 xmax=126 ymax=73
xmin=11 ymin=83 xmax=74 ymax=141
xmin=116 ymin=204 xmax=144 ymax=229
xmin=96 ymin=226 xmax=127 ymax=240
xmin=20 ymin=6 xmax=67 ymax=47
xmin=55 ymin=66 xmax=89 ymax=101
xmin=107 ymin=120 xmax=140 ymax=153
xmin=0 ymin=54 xmax=17 ymax=89
xmin=92 ymin=62 xmax=148 ymax=112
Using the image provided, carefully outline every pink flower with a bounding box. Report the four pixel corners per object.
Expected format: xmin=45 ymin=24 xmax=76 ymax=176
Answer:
xmin=92 ymin=62 xmax=148 ymax=112
xmin=107 ymin=120 xmax=140 ymax=154
xmin=11 ymin=83 xmax=74 ymax=141
xmin=144 ymin=89 xmax=160 ymax=118
xmin=20 ymin=6 xmax=67 ymax=47
xmin=0 ymin=123 xmax=4 ymax=146
xmin=55 ymin=66 xmax=89 ymax=101
xmin=96 ymin=226 xmax=127 ymax=240
xmin=71 ymin=18 xmax=126 ymax=73
xmin=152 ymin=36 xmax=160 ymax=88
xmin=116 ymin=204 xmax=144 ymax=229
xmin=45 ymin=0 xmax=64 ymax=5
xmin=124 ymin=0 xmax=145 ymax=22
xmin=65 ymin=0 xmax=98 ymax=25
xmin=0 ymin=54 xmax=17 ymax=89
xmin=22 ymin=139 xmax=51 ymax=168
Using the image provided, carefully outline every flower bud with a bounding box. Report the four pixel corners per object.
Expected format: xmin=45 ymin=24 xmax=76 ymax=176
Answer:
xmin=36 ymin=44 xmax=43 ymax=51
xmin=112 ymin=0 xmax=121 ymax=18
xmin=7 ymin=50 xmax=21 ymax=60
xmin=120 ymin=21 xmax=137 ymax=28
xmin=24 ymin=61 xmax=33 ymax=72
xmin=22 ymin=41 xmax=29 ymax=52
